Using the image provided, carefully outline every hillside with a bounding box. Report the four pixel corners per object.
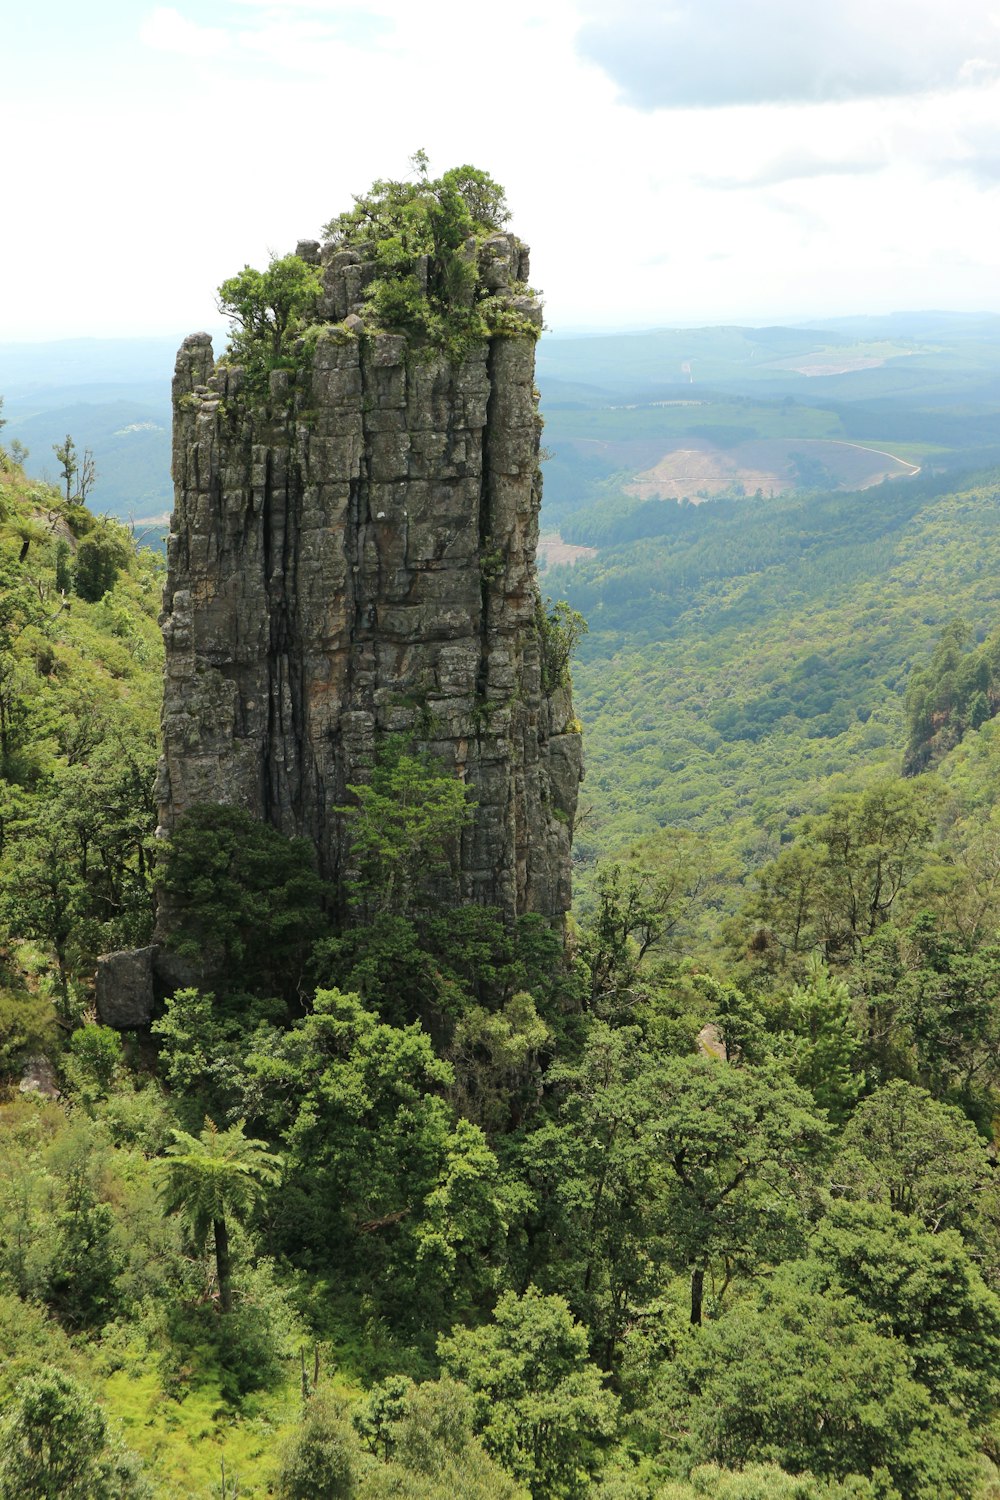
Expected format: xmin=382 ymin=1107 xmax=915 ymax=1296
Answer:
xmin=549 ymin=468 xmax=1000 ymax=897
xmin=537 ymin=314 xmax=1000 ymax=538
xmin=0 ymin=453 xmax=162 ymax=994
xmin=0 ymin=337 xmax=196 ymax=525
xmin=7 ymin=284 xmax=1000 ymax=1499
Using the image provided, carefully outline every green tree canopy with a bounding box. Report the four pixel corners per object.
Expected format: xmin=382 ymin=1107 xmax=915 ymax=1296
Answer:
xmin=0 ymin=1365 xmax=148 ymax=1499
xmin=438 ymin=1287 xmax=618 ymax=1499
xmin=218 ymin=252 xmax=322 ymax=389
xmin=339 ymin=740 xmax=474 ymax=920
xmin=651 ymin=1274 xmax=980 ymax=1500
xmin=159 ymin=803 xmax=330 ymax=1000
xmin=322 ymin=161 xmax=531 ymax=353
xmin=835 ymin=1078 xmax=998 ymax=1248
xmin=653 ymin=1055 xmax=828 ymax=1324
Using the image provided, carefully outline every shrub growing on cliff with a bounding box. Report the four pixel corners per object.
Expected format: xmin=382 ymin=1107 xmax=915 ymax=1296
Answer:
xmin=218 ymin=161 xmax=533 ymax=389
xmin=338 ymin=739 xmax=474 ymax=920
xmin=217 ymin=252 xmax=322 ymax=392
xmin=325 ymin=159 xmax=534 ymax=357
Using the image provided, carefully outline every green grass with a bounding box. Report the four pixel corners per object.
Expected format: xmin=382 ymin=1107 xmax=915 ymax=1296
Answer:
xmin=104 ymin=1365 xmax=299 ymax=1499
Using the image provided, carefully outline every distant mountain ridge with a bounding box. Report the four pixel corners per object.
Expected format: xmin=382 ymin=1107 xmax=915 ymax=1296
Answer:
xmin=0 ymin=335 xmax=223 ymax=521
xmin=4 ymin=314 xmax=1000 ymax=522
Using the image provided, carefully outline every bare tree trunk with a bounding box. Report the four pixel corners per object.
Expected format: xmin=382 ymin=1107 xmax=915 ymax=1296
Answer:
xmin=690 ymin=1265 xmax=704 ymax=1326
xmin=214 ymin=1217 xmax=233 ymax=1314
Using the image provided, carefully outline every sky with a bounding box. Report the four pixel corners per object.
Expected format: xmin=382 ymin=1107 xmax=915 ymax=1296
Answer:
xmin=5 ymin=0 xmax=1000 ymax=340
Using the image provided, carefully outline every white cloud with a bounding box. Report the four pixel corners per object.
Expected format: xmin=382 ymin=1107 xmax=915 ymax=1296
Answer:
xmin=576 ymin=0 xmax=1000 ymax=109
xmin=139 ymin=6 xmax=227 ymax=58
xmin=704 ymin=151 xmax=888 ymax=190
xmin=5 ymin=0 xmax=1000 ymax=339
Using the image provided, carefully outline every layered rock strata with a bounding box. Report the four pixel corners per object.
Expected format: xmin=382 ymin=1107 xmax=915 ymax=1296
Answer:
xmin=155 ymin=232 xmax=582 ymax=927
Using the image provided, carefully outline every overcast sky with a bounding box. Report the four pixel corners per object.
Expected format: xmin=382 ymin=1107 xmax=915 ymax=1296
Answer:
xmin=5 ymin=0 xmax=1000 ymax=340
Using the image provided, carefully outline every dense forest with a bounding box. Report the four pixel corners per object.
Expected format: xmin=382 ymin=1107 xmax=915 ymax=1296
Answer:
xmin=7 ymin=437 xmax=1000 ymax=1500
xmin=7 ymin=175 xmax=1000 ymax=1498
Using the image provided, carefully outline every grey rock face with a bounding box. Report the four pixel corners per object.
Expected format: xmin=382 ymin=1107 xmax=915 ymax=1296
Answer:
xmin=157 ymin=233 xmax=582 ymax=924
xmin=96 ymin=947 xmax=157 ymax=1027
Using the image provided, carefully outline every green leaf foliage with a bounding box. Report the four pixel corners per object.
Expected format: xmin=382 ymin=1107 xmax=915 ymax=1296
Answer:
xmin=218 ymin=252 xmax=323 ymax=393
xmin=651 ymin=1273 xmax=981 ymax=1500
xmin=0 ymin=1365 xmax=149 ymax=1499
xmin=323 ymin=162 xmax=531 ymax=358
xmin=338 ymin=739 xmax=474 ymax=921
xmin=439 ymin=1287 xmax=619 ymax=1498
xmin=159 ymin=803 xmax=331 ymax=1000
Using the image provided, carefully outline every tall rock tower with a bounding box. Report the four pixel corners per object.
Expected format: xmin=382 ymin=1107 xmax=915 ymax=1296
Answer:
xmin=156 ymin=222 xmax=582 ymax=924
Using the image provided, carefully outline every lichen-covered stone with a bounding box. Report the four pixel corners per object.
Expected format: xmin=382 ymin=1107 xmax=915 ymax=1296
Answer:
xmin=19 ymin=1055 xmax=60 ymax=1100
xmin=157 ymin=233 xmax=582 ymax=926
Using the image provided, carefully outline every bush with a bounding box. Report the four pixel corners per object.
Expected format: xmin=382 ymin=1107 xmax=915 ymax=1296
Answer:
xmin=0 ymin=1365 xmax=150 ymax=1499
xmin=159 ymin=804 xmax=331 ymax=1000
xmin=0 ymin=990 xmax=57 ymax=1082
xmin=275 ymin=1392 xmax=361 ymax=1499
xmin=74 ymin=529 xmax=131 ymax=603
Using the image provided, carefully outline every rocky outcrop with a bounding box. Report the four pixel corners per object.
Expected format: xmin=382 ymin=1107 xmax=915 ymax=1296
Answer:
xmin=95 ymin=947 xmax=156 ymax=1027
xmin=156 ymin=232 xmax=582 ymax=925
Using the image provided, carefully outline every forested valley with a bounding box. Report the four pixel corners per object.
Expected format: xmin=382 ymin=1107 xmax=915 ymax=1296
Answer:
xmin=9 ymin=183 xmax=1000 ymax=1495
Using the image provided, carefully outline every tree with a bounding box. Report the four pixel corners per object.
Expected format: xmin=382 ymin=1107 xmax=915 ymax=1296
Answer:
xmin=326 ymin=162 xmax=509 ymax=247
xmin=438 ymin=1287 xmax=618 ymax=1499
xmin=53 ymin=435 xmax=77 ymax=504
xmin=654 ymin=1056 xmax=828 ymax=1324
xmin=810 ymin=781 xmax=937 ymax=956
xmin=54 ymin=540 xmax=72 ymax=595
xmin=244 ymin=990 xmax=508 ymax=1321
xmin=903 ymin=617 xmax=996 ymax=772
xmin=73 ymin=526 xmax=130 ymax=603
xmin=159 ymin=803 xmax=330 ymax=999
xmin=275 ymin=1392 xmax=361 ymax=1500
xmin=217 ymin=252 xmax=322 ymax=390
xmin=741 ymin=842 xmax=825 ymax=969
xmin=805 ymin=1201 xmax=1000 ymax=1423
xmin=44 ymin=1139 xmax=124 ymax=1329
xmin=835 ymin=1080 xmax=1000 ymax=1260
xmin=159 ymin=1117 xmax=281 ymax=1313
xmin=76 ymin=449 xmax=95 ymax=503
xmin=0 ymin=801 xmax=86 ymax=1011
xmin=769 ymin=958 xmax=864 ymax=1124
xmin=652 ymin=1274 xmax=980 ymax=1500
xmin=339 ymin=740 xmax=474 ymax=919
xmin=903 ymin=813 xmax=1000 ymax=949
xmin=516 ymin=1023 xmax=665 ymax=1370
xmin=0 ymin=1365 xmax=149 ymax=1499
xmin=537 ymin=600 xmax=588 ymax=692
xmin=0 ymin=741 xmax=158 ymax=1005
xmin=655 ymin=1465 xmax=879 ymax=1499
xmin=320 ymin=163 xmax=527 ymax=354
xmin=583 ymin=831 xmax=729 ymax=1007
xmin=449 ymin=991 xmax=550 ymax=1134
xmin=745 ymin=781 xmax=936 ymax=966
xmin=353 ymin=1376 xmax=527 ymax=1499
xmin=897 ymin=917 xmax=1000 ymax=1111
